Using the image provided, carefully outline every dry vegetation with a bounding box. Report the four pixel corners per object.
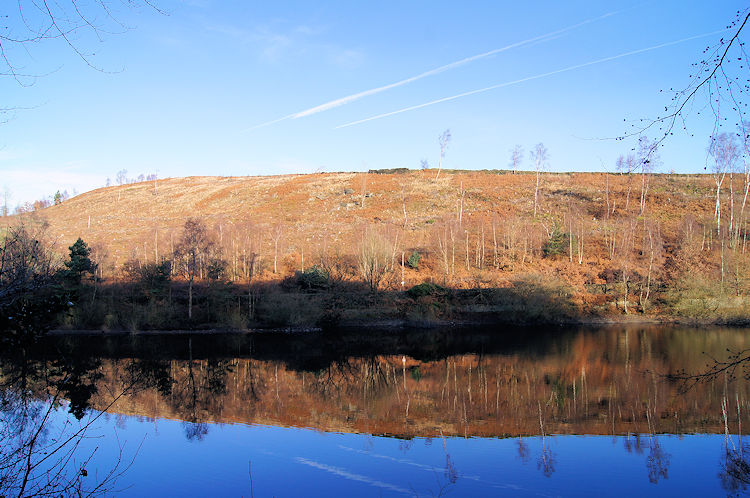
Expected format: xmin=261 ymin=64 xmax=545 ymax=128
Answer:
xmin=4 ymin=169 xmax=750 ymax=327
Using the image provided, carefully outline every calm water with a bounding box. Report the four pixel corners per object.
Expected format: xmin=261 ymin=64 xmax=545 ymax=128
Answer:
xmin=2 ymin=326 xmax=750 ymax=496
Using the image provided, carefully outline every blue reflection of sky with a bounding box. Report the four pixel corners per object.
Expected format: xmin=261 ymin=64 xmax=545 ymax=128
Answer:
xmin=62 ymin=408 xmax=736 ymax=497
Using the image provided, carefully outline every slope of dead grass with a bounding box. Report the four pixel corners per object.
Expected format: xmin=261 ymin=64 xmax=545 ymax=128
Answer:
xmin=6 ymin=171 xmax=729 ymax=295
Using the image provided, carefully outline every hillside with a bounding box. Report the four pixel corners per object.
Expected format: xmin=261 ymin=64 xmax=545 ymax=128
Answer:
xmin=15 ymin=170 xmax=714 ymax=267
xmin=4 ymin=169 xmax=748 ymax=327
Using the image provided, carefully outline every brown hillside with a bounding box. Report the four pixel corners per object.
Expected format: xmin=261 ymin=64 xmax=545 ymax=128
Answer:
xmin=17 ymin=170 xmax=715 ymax=265
xmin=7 ymin=169 xmax=746 ymax=322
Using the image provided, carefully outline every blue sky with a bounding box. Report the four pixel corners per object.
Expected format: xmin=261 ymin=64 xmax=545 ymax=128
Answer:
xmin=1 ymin=1 xmax=747 ymax=205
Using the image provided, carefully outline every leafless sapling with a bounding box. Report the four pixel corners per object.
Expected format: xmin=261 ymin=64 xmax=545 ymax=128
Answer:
xmin=709 ymin=132 xmax=740 ymax=234
xmin=530 ymin=143 xmax=549 ymax=217
xmin=509 ymin=145 xmax=523 ymax=174
xmin=436 ymin=129 xmax=452 ymax=180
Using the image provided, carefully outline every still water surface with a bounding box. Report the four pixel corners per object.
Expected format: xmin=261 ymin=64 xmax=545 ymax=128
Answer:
xmin=2 ymin=326 xmax=749 ymax=496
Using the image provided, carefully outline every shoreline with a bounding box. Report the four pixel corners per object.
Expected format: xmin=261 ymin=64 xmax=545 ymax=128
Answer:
xmin=47 ymin=314 xmax=741 ymax=336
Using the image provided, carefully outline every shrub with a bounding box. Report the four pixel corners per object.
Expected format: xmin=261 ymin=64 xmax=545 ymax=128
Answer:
xmin=358 ymin=229 xmax=391 ymax=291
xmin=206 ymin=258 xmax=227 ymax=281
xmin=406 ymin=282 xmax=446 ymax=299
xmin=296 ymin=265 xmax=330 ymax=290
xmin=255 ymin=292 xmax=324 ymax=327
xmin=122 ymin=260 xmax=172 ymax=300
xmin=406 ymin=251 xmax=421 ymax=270
xmin=542 ymin=226 xmax=569 ymax=258
xmin=368 ymin=168 xmax=409 ymax=174
xmin=665 ymin=275 xmax=750 ymax=322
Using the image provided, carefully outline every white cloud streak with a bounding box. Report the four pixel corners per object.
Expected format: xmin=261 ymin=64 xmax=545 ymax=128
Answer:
xmin=243 ymin=8 xmax=626 ymax=131
xmin=335 ymin=29 xmax=728 ymax=129
xmin=295 ymin=457 xmax=410 ymax=494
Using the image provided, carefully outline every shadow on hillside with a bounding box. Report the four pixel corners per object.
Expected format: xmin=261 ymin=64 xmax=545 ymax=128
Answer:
xmin=46 ymin=273 xmax=581 ymax=333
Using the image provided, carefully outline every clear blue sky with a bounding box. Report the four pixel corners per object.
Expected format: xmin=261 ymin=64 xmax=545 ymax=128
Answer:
xmin=1 ymin=1 xmax=746 ymax=206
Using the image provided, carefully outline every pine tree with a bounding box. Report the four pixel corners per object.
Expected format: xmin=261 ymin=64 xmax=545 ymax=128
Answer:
xmin=63 ymin=238 xmax=96 ymax=286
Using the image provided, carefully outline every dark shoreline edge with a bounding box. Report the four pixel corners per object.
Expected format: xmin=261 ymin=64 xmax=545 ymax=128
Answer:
xmin=47 ymin=314 xmax=750 ymax=336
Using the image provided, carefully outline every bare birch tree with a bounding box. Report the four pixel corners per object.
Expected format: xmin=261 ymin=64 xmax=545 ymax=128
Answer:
xmin=509 ymin=145 xmax=523 ymax=174
xmin=435 ymin=129 xmax=452 ymax=180
xmin=739 ymin=122 xmax=750 ymax=245
xmin=271 ymin=224 xmax=284 ymax=274
xmin=637 ymin=136 xmax=659 ymax=215
xmin=530 ymin=143 xmax=549 ymax=217
xmin=616 ymin=154 xmax=637 ymax=212
xmin=709 ymin=133 xmax=740 ymax=234
xmin=174 ymin=218 xmax=213 ymax=320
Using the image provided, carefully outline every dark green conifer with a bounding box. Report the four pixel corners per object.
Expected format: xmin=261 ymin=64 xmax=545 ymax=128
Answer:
xmin=63 ymin=238 xmax=96 ymax=285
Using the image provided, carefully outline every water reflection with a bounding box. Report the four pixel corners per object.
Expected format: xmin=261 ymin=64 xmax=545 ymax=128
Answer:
xmin=0 ymin=349 xmax=137 ymax=496
xmin=1 ymin=325 xmax=750 ymax=495
xmin=52 ymin=327 xmax=748 ymax=440
xmin=720 ymin=438 xmax=750 ymax=494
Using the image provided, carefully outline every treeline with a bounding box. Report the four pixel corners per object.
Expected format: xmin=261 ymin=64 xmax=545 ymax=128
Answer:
xmin=4 ymin=189 xmax=73 ymax=216
xmin=0 ymin=221 xmax=97 ymax=342
xmin=2 ymin=208 xmax=749 ymax=335
xmin=105 ymin=169 xmax=157 ymax=187
xmin=1 ymin=168 xmax=158 ymax=217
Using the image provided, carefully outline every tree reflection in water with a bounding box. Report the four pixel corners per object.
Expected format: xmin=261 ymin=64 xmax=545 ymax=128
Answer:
xmin=646 ymin=438 xmax=671 ymax=484
xmin=0 ymin=351 xmax=139 ymax=496
xmin=183 ymin=421 xmax=209 ymax=442
xmin=718 ymin=393 xmax=750 ymax=495
xmin=164 ymin=339 xmax=234 ymax=441
xmin=3 ymin=326 xmax=750 ymax=493
xmin=719 ymin=439 xmax=750 ymax=494
xmin=536 ymin=402 xmax=556 ymax=478
xmin=516 ymin=437 xmax=531 ymax=464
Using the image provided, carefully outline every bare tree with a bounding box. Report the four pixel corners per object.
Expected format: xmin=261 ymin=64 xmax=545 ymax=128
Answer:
xmin=2 ymin=186 xmax=10 ymax=217
xmin=530 ymin=143 xmax=549 ymax=217
xmin=360 ymin=172 xmax=368 ymax=209
xmin=435 ymin=129 xmax=451 ymax=180
xmin=0 ymin=222 xmax=57 ymax=313
xmin=150 ymin=172 xmax=159 ymax=195
xmin=639 ymin=219 xmax=663 ymax=311
xmin=637 ymin=136 xmax=660 ymax=215
xmin=401 ymin=186 xmax=409 ymax=228
xmin=1 ymin=1 xmax=164 ymax=84
xmin=627 ymin=9 xmax=750 ymax=152
xmin=709 ymin=133 xmax=740 ymax=234
xmin=357 ymin=227 xmax=391 ymax=291
xmin=271 ymin=224 xmax=284 ymax=274
xmin=0 ymin=368 xmax=139 ymax=497
xmin=616 ymin=153 xmax=637 ymax=212
xmin=509 ymin=145 xmax=523 ymax=174
xmin=457 ymin=181 xmax=465 ymax=226
xmin=739 ymin=122 xmax=750 ymax=243
xmin=174 ymin=218 xmax=213 ymax=319
xmin=115 ymin=169 xmax=128 ymax=186
xmin=435 ymin=219 xmax=458 ymax=282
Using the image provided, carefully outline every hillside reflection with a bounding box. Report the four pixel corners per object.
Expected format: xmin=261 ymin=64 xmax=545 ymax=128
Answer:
xmin=4 ymin=326 xmax=750 ymax=495
xmin=10 ymin=326 xmax=750 ymax=439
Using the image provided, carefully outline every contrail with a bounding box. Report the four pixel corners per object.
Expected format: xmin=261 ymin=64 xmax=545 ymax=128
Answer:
xmin=243 ymin=113 xmax=296 ymax=132
xmin=292 ymin=9 xmax=623 ymax=118
xmin=334 ymin=29 xmax=728 ymax=129
xmin=242 ymin=8 xmax=626 ymax=131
